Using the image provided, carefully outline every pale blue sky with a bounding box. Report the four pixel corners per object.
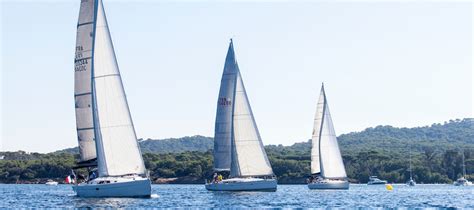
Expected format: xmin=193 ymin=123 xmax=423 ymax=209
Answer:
xmin=1 ymin=1 xmax=472 ymax=153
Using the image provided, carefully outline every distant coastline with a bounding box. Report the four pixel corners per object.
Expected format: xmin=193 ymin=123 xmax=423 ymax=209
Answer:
xmin=1 ymin=118 xmax=472 ymax=185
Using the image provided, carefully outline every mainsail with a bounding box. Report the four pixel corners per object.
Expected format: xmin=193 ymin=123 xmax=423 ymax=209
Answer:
xmin=213 ymin=42 xmax=237 ymax=171
xmin=214 ymin=40 xmax=274 ymax=178
xmin=74 ymin=0 xmax=97 ymax=162
xmin=310 ymin=85 xmax=347 ymax=179
xmin=74 ymin=0 xmax=146 ymax=177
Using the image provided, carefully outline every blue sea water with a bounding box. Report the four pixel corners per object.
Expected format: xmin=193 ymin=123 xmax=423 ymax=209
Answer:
xmin=0 ymin=184 xmax=472 ymax=208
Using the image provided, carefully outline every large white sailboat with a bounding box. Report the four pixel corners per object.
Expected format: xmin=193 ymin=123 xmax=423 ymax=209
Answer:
xmin=308 ymin=84 xmax=349 ymax=190
xmin=72 ymin=0 xmax=151 ymax=197
xmin=205 ymin=39 xmax=277 ymax=191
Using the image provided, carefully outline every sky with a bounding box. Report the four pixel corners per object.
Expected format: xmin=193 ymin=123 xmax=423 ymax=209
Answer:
xmin=0 ymin=0 xmax=472 ymax=153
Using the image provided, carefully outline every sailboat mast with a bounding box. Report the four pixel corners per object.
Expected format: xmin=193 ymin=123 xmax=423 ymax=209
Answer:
xmin=409 ymin=150 xmax=413 ymax=179
xmin=462 ymin=152 xmax=466 ymax=177
xmin=318 ymin=85 xmax=326 ymax=177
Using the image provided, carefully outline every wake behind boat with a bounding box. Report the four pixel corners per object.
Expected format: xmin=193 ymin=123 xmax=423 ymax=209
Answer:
xmin=71 ymin=0 xmax=151 ymax=197
xmin=307 ymin=84 xmax=349 ymax=190
xmin=205 ymin=39 xmax=277 ymax=192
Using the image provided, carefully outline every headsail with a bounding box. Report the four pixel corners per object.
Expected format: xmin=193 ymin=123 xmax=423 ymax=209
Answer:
xmin=222 ymin=40 xmax=273 ymax=178
xmin=92 ymin=0 xmax=146 ymax=177
xmin=230 ymin=71 xmax=274 ymax=177
xmin=213 ymin=41 xmax=238 ymax=171
xmin=312 ymin=84 xmax=347 ymax=179
xmin=74 ymin=0 xmax=97 ymax=162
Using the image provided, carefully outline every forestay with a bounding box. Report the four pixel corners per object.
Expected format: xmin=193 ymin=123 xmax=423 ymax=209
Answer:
xmin=89 ymin=0 xmax=146 ymax=177
xmin=74 ymin=0 xmax=97 ymax=162
xmin=213 ymin=42 xmax=237 ymax=171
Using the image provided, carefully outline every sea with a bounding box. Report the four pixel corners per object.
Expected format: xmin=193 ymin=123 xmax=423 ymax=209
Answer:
xmin=1 ymin=184 xmax=472 ymax=208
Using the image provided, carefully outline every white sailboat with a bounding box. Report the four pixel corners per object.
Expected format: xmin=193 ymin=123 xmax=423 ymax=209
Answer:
xmin=406 ymin=150 xmax=416 ymax=186
xmin=308 ymin=84 xmax=349 ymax=190
xmin=71 ymin=0 xmax=151 ymax=197
xmin=205 ymin=39 xmax=277 ymax=191
xmin=453 ymin=151 xmax=472 ymax=186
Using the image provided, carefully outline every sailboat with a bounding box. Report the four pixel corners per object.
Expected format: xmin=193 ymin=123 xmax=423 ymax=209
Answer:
xmin=71 ymin=0 xmax=151 ymax=197
xmin=453 ymin=151 xmax=472 ymax=186
xmin=406 ymin=149 xmax=416 ymax=186
xmin=308 ymin=84 xmax=349 ymax=190
xmin=205 ymin=39 xmax=277 ymax=191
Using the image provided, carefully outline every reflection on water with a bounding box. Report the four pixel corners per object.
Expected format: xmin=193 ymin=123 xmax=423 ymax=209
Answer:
xmin=0 ymin=184 xmax=473 ymax=208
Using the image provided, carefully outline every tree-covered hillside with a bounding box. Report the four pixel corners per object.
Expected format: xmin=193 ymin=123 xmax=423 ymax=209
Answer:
xmin=1 ymin=118 xmax=472 ymax=184
xmin=57 ymin=118 xmax=473 ymax=155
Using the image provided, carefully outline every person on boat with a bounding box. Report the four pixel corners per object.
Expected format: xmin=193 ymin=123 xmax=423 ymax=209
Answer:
xmin=88 ymin=170 xmax=97 ymax=181
xmin=212 ymin=173 xmax=218 ymax=183
xmin=217 ymin=174 xmax=223 ymax=182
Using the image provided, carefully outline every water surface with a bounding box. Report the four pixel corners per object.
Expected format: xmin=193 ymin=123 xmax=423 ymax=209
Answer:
xmin=0 ymin=184 xmax=472 ymax=208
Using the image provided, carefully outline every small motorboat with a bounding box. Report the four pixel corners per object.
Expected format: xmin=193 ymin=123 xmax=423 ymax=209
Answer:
xmin=45 ymin=180 xmax=58 ymax=186
xmin=367 ymin=176 xmax=387 ymax=185
xmin=205 ymin=177 xmax=277 ymax=191
xmin=453 ymin=177 xmax=472 ymax=186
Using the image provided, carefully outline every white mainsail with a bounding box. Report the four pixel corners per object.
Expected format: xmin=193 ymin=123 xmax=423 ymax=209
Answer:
xmin=311 ymin=85 xmax=347 ymax=179
xmin=74 ymin=0 xmax=97 ymax=162
xmin=75 ymin=0 xmax=146 ymax=177
xmin=215 ymin=40 xmax=273 ymax=178
xmin=213 ymin=42 xmax=237 ymax=171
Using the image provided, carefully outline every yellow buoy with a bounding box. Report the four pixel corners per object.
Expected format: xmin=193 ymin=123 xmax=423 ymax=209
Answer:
xmin=385 ymin=184 xmax=393 ymax=191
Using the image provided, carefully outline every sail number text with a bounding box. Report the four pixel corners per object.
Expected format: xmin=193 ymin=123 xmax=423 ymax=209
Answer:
xmin=218 ymin=98 xmax=232 ymax=106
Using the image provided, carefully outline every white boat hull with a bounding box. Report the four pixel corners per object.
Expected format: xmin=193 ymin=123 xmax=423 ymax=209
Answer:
xmin=367 ymin=181 xmax=387 ymax=185
xmin=205 ymin=178 xmax=277 ymax=191
xmin=453 ymin=180 xmax=473 ymax=186
xmin=308 ymin=180 xmax=349 ymax=190
xmin=406 ymin=180 xmax=416 ymax=186
xmin=73 ymin=177 xmax=151 ymax=197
